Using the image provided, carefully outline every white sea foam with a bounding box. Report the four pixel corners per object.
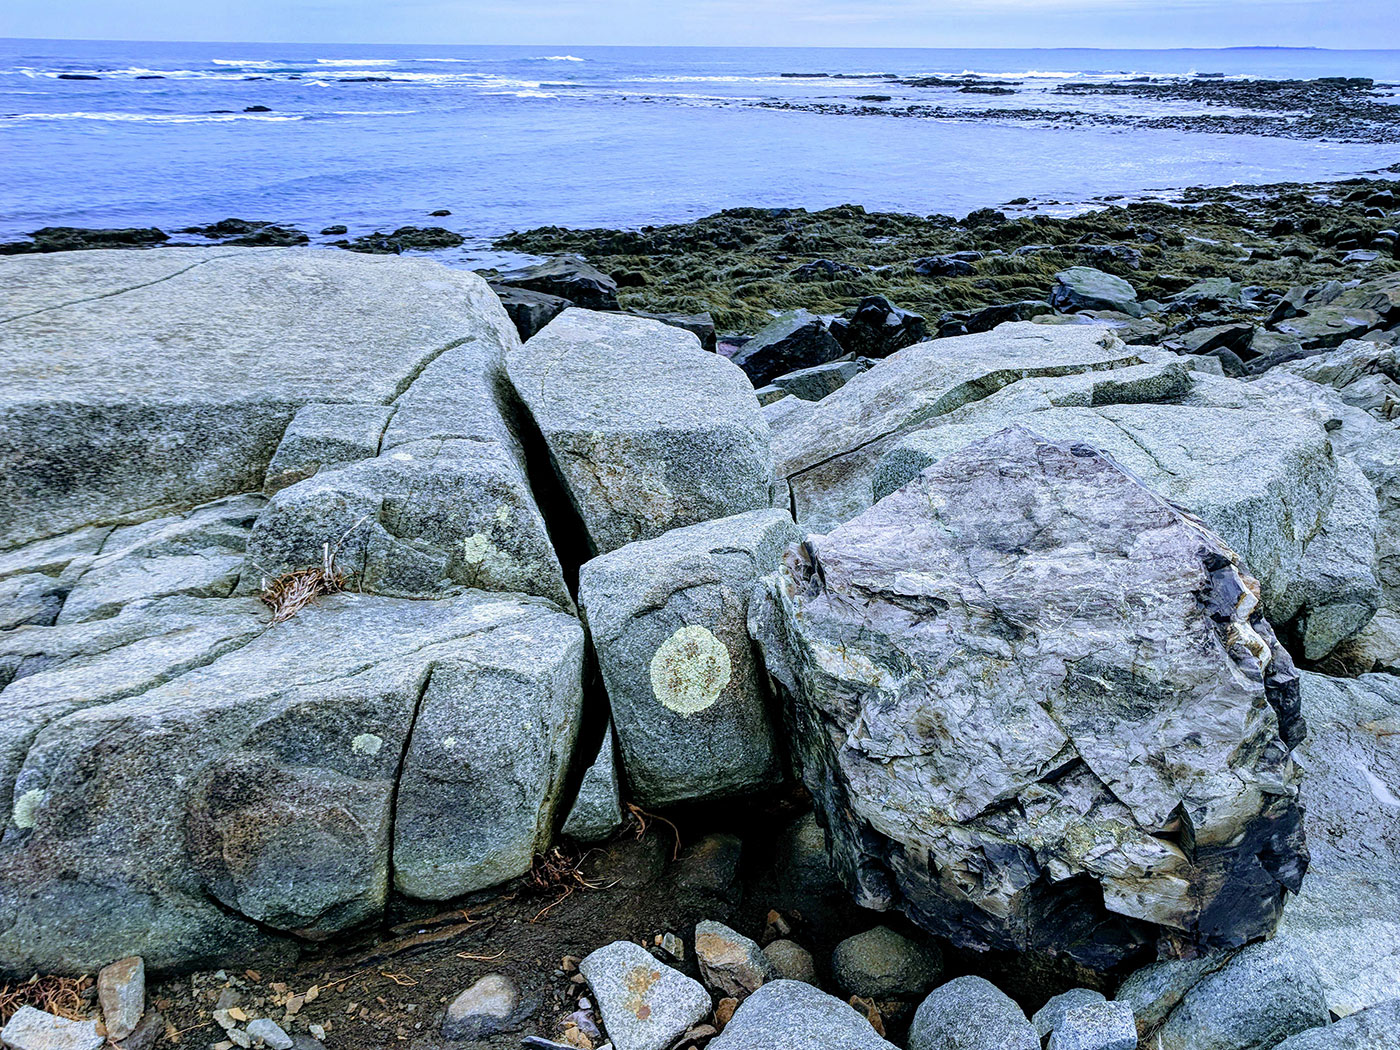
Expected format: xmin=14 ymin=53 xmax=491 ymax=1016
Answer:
xmin=3 ymin=111 xmax=304 ymax=123
xmin=315 ymin=58 xmax=400 ymax=66
xmin=536 ymin=55 xmax=585 ymax=62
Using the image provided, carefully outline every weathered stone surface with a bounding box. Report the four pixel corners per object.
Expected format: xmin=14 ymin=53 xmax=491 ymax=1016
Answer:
xmin=1115 ymin=955 xmax=1226 ymax=1040
xmin=1274 ymin=672 xmax=1400 ymax=1017
xmin=1049 ymin=267 xmax=1142 ymax=317
xmin=731 ymin=310 xmax=845 ymax=387
xmin=0 ymin=591 xmax=583 ymax=973
xmin=244 ymin=1020 xmax=292 ymax=1050
xmin=1156 ymin=939 xmax=1329 ymax=1050
xmin=1033 ymin=988 xmax=1107 ymax=1038
xmin=0 ymin=1007 xmax=104 ymax=1050
xmin=441 ymin=974 xmax=528 ymax=1041
xmin=630 ymin=309 xmax=718 ymax=353
xmin=1046 ymin=1001 xmax=1136 ymax=1050
xmin=1275 ymin=340 xmax=1399 ymax=422
xmin=261 ymin=403 xmax=393 ymax=494
xmin=908 ymin=977 xmax=1039 ymax=1050
xmin=579 ymin=940 xmax=710 ymax=1050
xmin=695 ymin=920 xmax=775 ymax=1000
xmin=97 ymin=955 xmax=145 ymax=1040
xmin=492 ymin=284 xmax=571 ymax=342
xmin=560 ymin=726 xmax=623 ymax=844
xmin=709 ymin=980 xmax=898 ymax=1050
xmin=244 ymin=339 xmax=571 ymax=610
xmin=871 ymin=383 xmax=1379 ymax=662
xmin=751 ymin=428 xmax=1306 ymax=967
xmin=579 ymin=509 xmax=799 ymax=804
xmin=509 ymin=309 xmax=775 ymax=555
xmin=830 ymin=927 xmax=942 ymax=1000
xmin=1 ymin=248 xmax=518 ymax=546
xmin=772 ymin=322 xmax=1158 ymax=528
xmin=771 ymin=359 xmax=871 ymax=402
xmin=58 ymin=495 xmax=262 ymax=625
xmin=1272 ymin=999 xmax=1400 ymax=1050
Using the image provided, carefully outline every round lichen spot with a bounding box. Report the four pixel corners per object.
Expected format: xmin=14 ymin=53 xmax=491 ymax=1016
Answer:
xmin=650 ymin=625 xmax=732 ymax=716
xmin=12 ymin=788 xmax=44 ymax=829
xmin=351 ymin=733 xmax=383 ymax=756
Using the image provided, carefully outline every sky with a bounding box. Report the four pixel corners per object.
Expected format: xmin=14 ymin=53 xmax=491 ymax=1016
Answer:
xmin=3 ymin=0 xmax=1398 ymax=51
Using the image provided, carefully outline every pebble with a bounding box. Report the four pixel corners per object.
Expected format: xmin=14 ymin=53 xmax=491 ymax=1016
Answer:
xmin=660 ymin=932 xmax=685 ymax=962
xmin=97 ymin=956 xmax=145 ymax=1042
xmin=244 ymin=1020 xmax=293 ymax=1050
xmin=441 ymin=974 xmax=524 ymax=1041
xmin=0 ymin=1007 xmax=105 ymax=1050
xmin=761 ymin=939 xmax=819 ymax=985
xmin=227 ymin=1028 xmax=252 ymax=1049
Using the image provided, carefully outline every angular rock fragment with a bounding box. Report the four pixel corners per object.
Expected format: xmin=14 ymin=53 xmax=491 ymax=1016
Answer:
xmin=98 ymin=955 xmax=145 ymax=1040
xmin=751 ymin=428 xmax=1307 ymax=967
xmin=731 ymin=310 xmax=845 ymax=387
xmin=695 ymin=920 xmax=775 ymax=1000
xmin=830 ymin=296 xmax=927 ymax=358
xmin=1272 ymin=999 xmax=1400 ymax=1050
xmin=560 ymin=726 xmax=624 ymax=844
xmin=1034 ymin=989 xmax=1107 ymax=1039
xmin=495 ymin=255 xmax=619 ymax=311
xmin=770 ymin=359 xmax=871 ymax=402
xmin=492 ymin=284 xmax=571 ymax=342
xmin=579 ymin=940 xmax=710 ymax=1050
xmin=0 ymin=1007 xmax=104 ymax=1050
xmin=261 ymin=403 xmax=393 ymax=494
xmin=509 ymin=309 xmax=774 ymax=554
xmin=579 ymin=509 xmax=800 ymax=804
xmin=1049 ymin=267 xmax=1142 ymax=316
xmin=1047 ymin=1001 xmax=1136 ymax=1050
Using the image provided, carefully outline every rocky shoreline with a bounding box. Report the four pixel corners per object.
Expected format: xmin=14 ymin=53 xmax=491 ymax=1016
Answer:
xmin=1 ymin=174 xmax=1399 ymax=1050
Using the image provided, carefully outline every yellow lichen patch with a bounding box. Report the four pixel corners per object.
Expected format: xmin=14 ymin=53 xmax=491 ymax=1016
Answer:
xmin=650 ymin=625 xmax=732 ymax=716
xmin=462 ymin=533 xmax=492 ymax=563
xmin=623 ymin=965 xmax=661 ymax=1020
xmin=351 ymin=733 xmax=383 ymax=756
xmin=12 ymin=788 xmax=44 ymax=829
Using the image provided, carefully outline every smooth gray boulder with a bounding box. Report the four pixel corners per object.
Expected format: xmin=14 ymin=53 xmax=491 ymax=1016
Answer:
xmin=1 ymin=248 xmax=518 ymax=547
xmin=0 ymin=591 xmax=583 ymax=973
xmin=908 ymin=976 xmax=1039 ymax=1050
xmin=509 ymin=308 xmax=775 ymax=555
xmin=761 ymin=940 xmax=818 ymax=985
xmin=1274 ymin=672 xmax=1400 ymax=1016
xmin=750 ymin=428 xmax=1306 ymax=968
xmin=1047 ymin=1001 xmax=1136 ymax=1050
xmin=709 ymin=979 xmax=898 ymax=1050
xmin=1115 ymin=955 xmax=1228 ymax=1040
xmin=560 ymin=726 xmax=624 ymax=844
xmin=578 ymin=509 xmax=800 ymax=805
xmin=831 ymin=926 xmax=942 ymax=1000
xmin=1050 ymin=267 xmax=1142 ymax=317
xmin=1033 ymin=989 xmax=1107 ymax=1038
xmin=1156 ymin=939 xmax=1329 ymax=1050
xmin=1272 ymin=999 xmax=1400 ymax=1049
xmin=771 ymin=323 xmax=1159 ymax=528
xmin=579 ymin=940 xmax=710 ymax=1050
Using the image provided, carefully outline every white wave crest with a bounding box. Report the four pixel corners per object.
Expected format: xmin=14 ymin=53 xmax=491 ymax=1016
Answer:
xmin=535 ymin=55 xmax=584 ymax=62
xmin=315 ymin=58 xmax=399 ymax=66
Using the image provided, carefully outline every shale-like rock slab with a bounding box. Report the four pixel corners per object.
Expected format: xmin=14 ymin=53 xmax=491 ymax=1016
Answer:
xmin=508 ymin=308 xmax=774 ymax=555
xmin=750 ymin=427 xmax=1307 ymax=968
xmin=1 ymin=248 xmax=520 ymax=547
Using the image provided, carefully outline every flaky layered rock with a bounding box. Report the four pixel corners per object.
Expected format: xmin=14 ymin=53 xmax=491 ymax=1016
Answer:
xmin=750 ymin=428 xmax=1307 ymax=968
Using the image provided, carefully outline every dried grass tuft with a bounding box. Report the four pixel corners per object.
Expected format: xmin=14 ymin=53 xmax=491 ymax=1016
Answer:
xmin=259 ymin=517 xmax=369 ymax=624
xmin=0 ymin=973 xmax=92 ymax=1025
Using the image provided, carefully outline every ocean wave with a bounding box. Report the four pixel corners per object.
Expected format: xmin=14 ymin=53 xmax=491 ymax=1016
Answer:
xmin=211 ymin=59 xmax=284 ymax=68
xmin=488 ymin=89 xmax=560 ymax=98
xmin=535 ymin=55 xmax=584 ymax=62
xmin=315 ymin=58 xmax=399 ymax=66
xmin=2 ymin=110 xmax=304 ymax=123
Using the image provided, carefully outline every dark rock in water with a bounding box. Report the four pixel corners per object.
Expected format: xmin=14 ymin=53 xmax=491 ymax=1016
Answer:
xmin=830 ymin=295 xmax=927 ymax=358
xmin=960 ymin=84 xmax=1015 ymax=95
xmin=334 ymin=226 xmax=465 ymax=254
xmin=750 ymin=427 xmax=1307 ymax=969
xmin=226 ymin=226 xmax=308 ymax=247
xmin=495 ymin=255 xmax=619 ymax=311
xmin=178 ymin=218 xmax=270 ymax=237
xmin=57 ymin=73 xmax=100 ymax=80
xmin=913 ymin=255 xmax=976 ymax=278
xmin=319 ymin=225 xmax=348 ymax=236
xmin=1050 ymin=266 xmax=1142 ymax=317
xmin=243 ymin=105 xmax=271 ymax=113
xmin=13 ymin=227 xmax=169 ymax=253
xmin=856 ymin=94 xmax=893 ymax=102
xmin=491 ymin=284 xmax=570 ymax=341
xmin=963 ymin=208 xmax=1007 ymax=227
xmin=791 ymin=258 xmax=860 ymax=282
xmin=731 ymin=310 xmax=845 ymax=387
xmin=629 ymin=309 xmax=717 ymax=352
xmin=429 ymin=209 xmax=451 ymax=217
xmin=947 ymin=300 xmax=1047 ymax=335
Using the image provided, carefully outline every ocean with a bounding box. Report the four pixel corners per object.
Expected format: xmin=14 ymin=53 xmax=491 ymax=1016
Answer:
xmin=3 ymin=39 xmax=1400 ymax=265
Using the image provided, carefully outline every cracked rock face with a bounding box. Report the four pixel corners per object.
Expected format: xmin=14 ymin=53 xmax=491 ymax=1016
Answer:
xmin=750 ymin=427 xmax=1307 ymax=968
xmin=508 ymin=308 xmax=775 ymax=555
xmin=0 ymin=589 xmax=583 ymax=973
